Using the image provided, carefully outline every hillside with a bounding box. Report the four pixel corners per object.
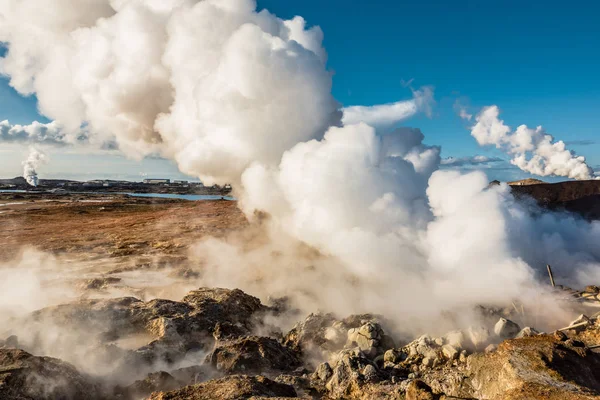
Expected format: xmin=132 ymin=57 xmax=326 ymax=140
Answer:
xmin=510 ymin=180 xmax=600 ymax=219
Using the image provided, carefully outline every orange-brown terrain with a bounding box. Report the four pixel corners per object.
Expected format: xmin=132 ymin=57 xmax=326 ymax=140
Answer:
xmin=0 ymin=192 xmax=246 ymax=262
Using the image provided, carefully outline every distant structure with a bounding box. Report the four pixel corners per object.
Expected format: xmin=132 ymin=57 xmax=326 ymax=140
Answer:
xmin=143 ymin=178 xmax=170 ymax=184
xmin=173 ymin=180 xmax=188 ymax=184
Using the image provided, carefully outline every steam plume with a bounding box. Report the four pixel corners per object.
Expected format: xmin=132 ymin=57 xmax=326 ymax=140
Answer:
xmin=2 ymin=0 xmax=600 ymax=339
xmin=471 ymin=105 xmax=596 ymax=180
xmin=22 ymin=147 xmax=47 ymax=186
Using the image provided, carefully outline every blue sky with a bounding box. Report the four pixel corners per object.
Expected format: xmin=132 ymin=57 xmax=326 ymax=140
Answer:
xmin=1 ymin=0 xmax=599 ymax=181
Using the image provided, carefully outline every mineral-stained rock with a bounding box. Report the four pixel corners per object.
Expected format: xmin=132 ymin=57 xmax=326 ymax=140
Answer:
xmin=467 ymin=335 xmax=600 ymax=399
xmin=206 ymin=336 xmax=300 ymax=374
xmin=493 ymin=318 xmax=520 ymax=339
xmin=148 ymin=375 xmax=297 ymax=400
xmin=0 ymin=348 xmax=100 ymax=400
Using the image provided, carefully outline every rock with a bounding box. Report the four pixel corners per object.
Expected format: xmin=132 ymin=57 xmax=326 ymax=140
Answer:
xmin=441 ymin=344 xmax=459 ymax=361
xmin=362 ymin=364 xmax=379 ymax=383
xmin=493 ymin=318 xmax=520 ymax=339
xmin=313 ymin=362 xmax=333 ymax=381
xmin=347 ymin=322 xmax=385 ymax=359
xmin=4 ymin=335 xmax=18 ymax=348
xmin=405 ymin=379 xmax=437 ymax=400
xmin=117 ymin=371 xmax=179 ymax=399
xmin=16 ymin=288 xmax=271 ymax=375
xmin=383 ymin=348 xmax=406 ymax=364
xmin=282 ymin=313 xmax=339 ymax=356
xmin=0 ymin=348 xmax=100 ymax=400
xmin=515 ymin=326 xmax=540 ymax=338
xmin=207 ymin=336 xmax=300 ymax=374
xmin=148 ymin=375 xmax=297 ymax=399
xmin=325 ymin=348 xmax=381 ymax=397
xmin=467 ymin=335 xmax=600 ymax=399
xmin=422 ymin=356 xmax=436 ymax=368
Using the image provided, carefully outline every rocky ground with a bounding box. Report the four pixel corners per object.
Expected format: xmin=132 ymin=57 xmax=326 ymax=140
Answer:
xmin=3 ymin=285 xmax=600 ymax=399
xmin=3 ymin=191 xmax=600 ymax=399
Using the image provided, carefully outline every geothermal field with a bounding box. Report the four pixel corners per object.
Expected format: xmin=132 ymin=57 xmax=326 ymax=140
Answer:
xmin=2 ymin=183 xmax=600 ymax=400
xmin=1 ymin=1 xmax=600 ymax=399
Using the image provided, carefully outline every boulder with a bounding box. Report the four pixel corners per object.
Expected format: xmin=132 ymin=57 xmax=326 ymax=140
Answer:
xmin=0 ymin=348 xmax=100 ymax=400
xmin=148 ymin=375 xmax=297 ymax=400
xmin=207 ymin=336 xmax=300 ymax=374
xmin=346 ymin=322 xmax=385 ymax=358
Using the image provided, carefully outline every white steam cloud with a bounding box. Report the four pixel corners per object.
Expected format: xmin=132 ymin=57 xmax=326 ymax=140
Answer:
xmin=22 ymin=147 xmax=47 ymax=186
xmin=341 ymin=86 xmax=434 ymax=129
xmin=471 ymin=106 xmax=596 ymax=180
xmin=1 ymin=0 xmax=600 ymax=341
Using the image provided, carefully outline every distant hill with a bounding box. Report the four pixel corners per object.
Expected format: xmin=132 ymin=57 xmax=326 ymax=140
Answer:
xmin=510 ymin=180 xmax=600 ymax=220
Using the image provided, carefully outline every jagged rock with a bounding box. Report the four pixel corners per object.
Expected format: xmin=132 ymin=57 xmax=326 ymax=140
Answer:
xmin=325 ymin=348 xmax=383 ymax=397
xmin=148 ymin=375 xmax=297 ymax=399
xmin=347 ymin=322 xmax=384 ymax=358
xmin=17 ymin=288 xmax=270 ymax=373
xmin=384 ymin=348 xmax=406 ymax=364
xmin=207 ymin=336 xmax=300 ymax=374
xmin=405 ymin=379 xmax=438 ymax=400
xmin=404 ymin=335 xmax=440 ymax=361
xmin=313 ymin=362 xmax=333 ymax=381
xmin=493 ymin=318 xmax=520 ymax=339
xmin=516 ymin=326 xmax=540 ymax=338
xmin=0 ymin=348 xmax=100 ymax=400
xmin=282 ymin=313 xmax=339 ymax=356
